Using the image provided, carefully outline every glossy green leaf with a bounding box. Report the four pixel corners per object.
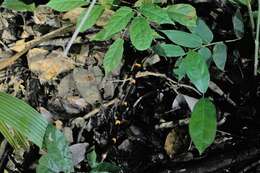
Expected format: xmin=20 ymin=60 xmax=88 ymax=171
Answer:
xmin=232 ymin=9 xmax=244 ymax=38
xmin=189 ymin=98 xmax=217 ymax=154
xmin=77 ymin=5 xmax=104 ymax=32
xmin=0 ymin=92 xmax=48 ymax=148
xmin=93 ymin=7 xmax=134 ymax=41
xmin=2 ymin=0 xmax=35 ymax=12
xmin=129 ymin=17 xmax=154 ymax=50
xmin=189 ymin=19 xmax=213 ymax=44
xmin=37 ymin=124 xmax=74 ymax=173
xmin=198 ymin=47 xmax=212 ymax=66
xmin=139 ymin=4 xmax=173 ymax=25
xmin=212 ymin=42 xmax=227 ymax=71
xmin=162 ymin=30 xmax=202 ymax=48
xmin=183 ymin=51 xmax=210 ymax=93
xmin=167 ymin=4 xmax=197 ymax=27
xmin=47 ymin=0 xmax=88 ymax=12
xmin=153 ymin=43 xmax=185 ymax=57
xmin=103 ymin=38 xmax=124 ymax=74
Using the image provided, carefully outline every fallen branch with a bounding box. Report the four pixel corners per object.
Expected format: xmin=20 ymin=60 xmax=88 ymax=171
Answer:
xmin=0 ymin=24 xmax=74 ymax=70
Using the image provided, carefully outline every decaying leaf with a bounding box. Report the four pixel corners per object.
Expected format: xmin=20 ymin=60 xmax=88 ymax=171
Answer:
xmin=73 ymin=67 xmax=102 ymax=105
xmin=27 ymin=49 xmax=74 ymax=82
xmin=164 ymin=128 xmax=189 ymax=158
xmin=63 ymin=7 xmax=85 ymax=24
xmin=10 ymin=39 xmax=26 ymax=52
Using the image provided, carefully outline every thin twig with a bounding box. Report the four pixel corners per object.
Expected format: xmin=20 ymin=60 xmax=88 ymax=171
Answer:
xmin=83 ymin=99 xmax=119 ymax=120
xmin=0 ymin=24 xmax=74 ymax=71
xmin=254 ymin=0 xmax=260 ymax=76
xmin=63 ymin=0 xmax=96 ymax=56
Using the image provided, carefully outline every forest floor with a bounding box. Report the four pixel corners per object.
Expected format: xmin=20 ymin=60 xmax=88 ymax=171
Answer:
xmin=1 ymin=0 xmax=260 ymax=173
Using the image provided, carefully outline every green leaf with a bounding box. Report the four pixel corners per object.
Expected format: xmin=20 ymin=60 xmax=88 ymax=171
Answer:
xmin=0 ymin=92 xmax=48 ymax=148
xmin=47 ymin=0 xmax=88 ymax=12
xmin=183 ymin=51 xmax=210 ymax=93
xmin=77 ymin=5 xmax=104 ymax=32
xmin=129 ymin=16 xmax=154 ymax=50
xmin=91 ymin=162 xmax=121 ymax=173
xmin=87 ymin=149 xmax=98 ymax=168
xmin=93 ymin=7 xmax=134 ymax=41
xmin=189 ymin=98 xmax=217 ymax=154
xmin=232 ymin=9 xmax=244 ymax=38
xmin=2 ymin=0 xmax=35 ymax=12
xmin=139 ymin=4 xmax=173 ymax=25
xmin=37 ymin=125 xmax=74 ymax=173
xmin=153 ymin=43 xmax=185 ymax=57
xmin=212 ymin=42 xmax=227 ymax=71
xmin=189 ymin=19 xmax=213 ymax=44
xmin=162 ymin=30 xmax=202 ymax=48
xmin=167 ymin=4 xmax=197 ymax=27
xmin=174 ymin=58 xmax=186 ymax=81
xmin=103 ymin=38 xmax=124 ymax=74
xmin=198 ymin=47 xmax=212 ymax=66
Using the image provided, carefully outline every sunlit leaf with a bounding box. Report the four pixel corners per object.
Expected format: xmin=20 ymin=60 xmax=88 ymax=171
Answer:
xmin=232 ymin=9 xmax=244 ymax=38
xmin=2 ymin=0 xmax=35 ymax=12
xmin=183 ymin=51 xmax=210 ymax=93
xmin=212 ymin=42 xmax=227 ymax=71
xmin=129 ymin=16 xmax=154 ymax=50
xmin=139 ymin=4 xmax=173 ymax=25
xmin=0 ymin=92 xmax=48 ymax=148
xmin=93 ymin=7 xmax=134 ymax=41
xmin=153 ymin=43 xmax=185 ymax=57
xmin=167 ymin=4 xmax=197 ymax=27
xmin=162 ymin=30 xmax=202 ymax=48
xmin=103 ymin=38 xmax=124 ymax=74
xmin=189 ymin=98 xmax=217 ymax=154
xmin=47 ymin=0 xmax=88 ymax=12
xmin=77 ymin=5 xmax=104 ymax=32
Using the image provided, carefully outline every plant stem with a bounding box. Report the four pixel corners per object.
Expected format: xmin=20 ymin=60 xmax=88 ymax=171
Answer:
xmin=247 ymin=2 xmax=255 ymax=34
xmin=63 ymin=0 xmax=96 ymax=57
xmin=254 ymin=0 xmax=260 ymax=76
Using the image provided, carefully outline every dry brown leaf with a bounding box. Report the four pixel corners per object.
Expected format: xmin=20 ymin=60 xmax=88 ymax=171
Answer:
xmin=28 ymin=50 xmax=74 ymax=82
xmin=33 ymin=5 xmax=53 ymax=25
xmin=10 ymin=39 xmax=26 ymax=52
xmin=164 ymin=128 xmax=189 ymax=158
xmin=63 ymin=7 xmax=85 ymax=24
